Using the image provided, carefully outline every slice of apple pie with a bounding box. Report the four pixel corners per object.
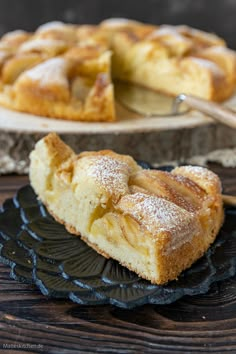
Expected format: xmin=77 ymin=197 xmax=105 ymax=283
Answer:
xmin=29 ymin=133 xmax=224 ymax=284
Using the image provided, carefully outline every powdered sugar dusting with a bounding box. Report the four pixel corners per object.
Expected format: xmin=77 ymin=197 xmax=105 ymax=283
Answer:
xmin=101 ymin=18 xmax=137 ymax=27
xmin=0 ymin=51 xmax=9 ymax=61
xmin=173 ymin=166 xmax=222 ymax=193
xmin=148 ymin=26 xmax=192 ymax=44
xmin=176 ymin=25 xmax=223 ymax=44
xmin=118 ymin=192 xmax=200 ymax=252
xmin=36 ymin=21 xmax=67 ymax=33
xmin=86 ymin=156 xmax=130 ymax=198
xmin=19 ymin=38 xmax=66 ymax=52
xmin=21 ymin=57 xmax=69 ymax=88
xmin=188 ymin=57 xmax=224 ymax=76
xmin=2 ymin=30 xmax=28 ymax=41
xmin=171 ymin=173 xmax=205 ymax=198
xmin=204 ymin=46 xmax=233 ymax=54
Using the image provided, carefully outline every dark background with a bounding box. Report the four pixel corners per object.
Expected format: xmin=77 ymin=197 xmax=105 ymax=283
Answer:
xmin=0 ymin=0 xmax=235 ymax=48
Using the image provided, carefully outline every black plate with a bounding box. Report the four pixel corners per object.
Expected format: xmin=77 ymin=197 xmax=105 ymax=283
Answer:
xmin=1 ymin=166 xmax=236 ymax=308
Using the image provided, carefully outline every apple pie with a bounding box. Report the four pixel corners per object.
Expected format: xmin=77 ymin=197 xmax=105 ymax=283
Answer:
xmin=29 ymin=133 xmax=224 ymax=284
xmin=0 ymin=19 xmax=235 ymax=121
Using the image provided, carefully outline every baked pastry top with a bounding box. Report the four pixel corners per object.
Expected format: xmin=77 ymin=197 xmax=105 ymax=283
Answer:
xmin=0 ymin=19 xmax=235 ymax=121
xmin=0 ymin=21 xmax=115 ymax=121
xmin=29 ymin=133 xmax=224 ymax=284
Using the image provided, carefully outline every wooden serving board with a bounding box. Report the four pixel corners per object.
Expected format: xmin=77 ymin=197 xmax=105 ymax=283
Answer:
xmin=1 ymin=95 xmax=236 ymax=173
xmin=0 ymin=101 xmax=213 ymax=134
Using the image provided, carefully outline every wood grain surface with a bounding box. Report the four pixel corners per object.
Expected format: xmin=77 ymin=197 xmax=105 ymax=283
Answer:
xmin=0 ymin=165 xmax=236 ymax=354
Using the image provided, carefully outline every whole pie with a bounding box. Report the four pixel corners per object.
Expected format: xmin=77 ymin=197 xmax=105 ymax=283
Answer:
xmin=29 ymin=133 xmax=224 ymax=284
xmin=0 ymin=19 xmax=235 ymax=121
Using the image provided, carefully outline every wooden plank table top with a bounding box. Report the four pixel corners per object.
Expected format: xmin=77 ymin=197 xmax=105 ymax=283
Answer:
xmin=0 ymin=166 xmax=236 ymax=354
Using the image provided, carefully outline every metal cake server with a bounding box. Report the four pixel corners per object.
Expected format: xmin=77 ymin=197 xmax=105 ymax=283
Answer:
xmin=115 ymin=80 xmax=189 ymax=116
xmin=115 ymin=81 xmax=236 ymax=129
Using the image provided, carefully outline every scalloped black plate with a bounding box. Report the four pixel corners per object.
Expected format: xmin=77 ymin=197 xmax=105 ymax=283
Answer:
xmin=1 ymin=167 xmax=236 ymax=308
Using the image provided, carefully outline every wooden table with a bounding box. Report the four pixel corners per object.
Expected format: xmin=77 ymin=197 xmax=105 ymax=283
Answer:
xmin=0 ymin=167 xmax=236 ymax=354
